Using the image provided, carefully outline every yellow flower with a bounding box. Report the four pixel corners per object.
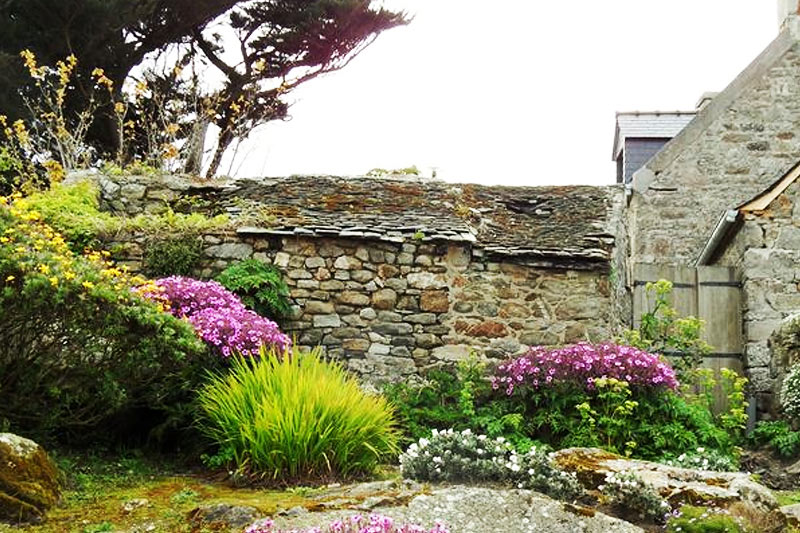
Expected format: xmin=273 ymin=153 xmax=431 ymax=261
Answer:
xmin=114 ymin=102 xmax=126 ymax=115
xmin=37 ymin=264 xmax=50 ymax=274
xmin=49 ymin=276 xmax=58 ymax=287
xmin=5 ymin=275 xmax=15 ymax=282
xmin=82 ymin=281 xmax=95 ymax=290
xmin=0 ymin=237 xmax=9 ymax=244
xmin=63 ymin=271 xmax=76 ymax=281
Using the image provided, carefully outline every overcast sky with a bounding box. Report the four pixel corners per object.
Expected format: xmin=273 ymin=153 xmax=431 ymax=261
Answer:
xmin=229 ymin=1 xmax=778 ymax=186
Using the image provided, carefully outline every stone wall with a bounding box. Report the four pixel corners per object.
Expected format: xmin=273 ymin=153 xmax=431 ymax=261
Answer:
xmin=89 ymin=173 xmax=622 ymax=384
xmin=715 ymin=181 xmax=800 ymax=415
xmin=628 ymin=35 xmax=800 ymax=265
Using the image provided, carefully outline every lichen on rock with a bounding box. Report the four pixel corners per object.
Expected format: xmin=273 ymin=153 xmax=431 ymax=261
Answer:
xmin=0 ymin=433 xmax=61 ymax=524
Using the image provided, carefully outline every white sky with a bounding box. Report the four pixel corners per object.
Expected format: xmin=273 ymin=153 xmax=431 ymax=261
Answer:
xmin=229 ymin=1 xmax=778 ymax=186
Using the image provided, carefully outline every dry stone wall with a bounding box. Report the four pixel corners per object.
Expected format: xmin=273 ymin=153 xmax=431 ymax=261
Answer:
xmin=89 ymin=173 xmax=620 ymax=384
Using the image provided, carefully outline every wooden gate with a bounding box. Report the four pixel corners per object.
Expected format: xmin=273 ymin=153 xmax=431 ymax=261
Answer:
xmin=632 ymin=264 xmax=743 ymax=375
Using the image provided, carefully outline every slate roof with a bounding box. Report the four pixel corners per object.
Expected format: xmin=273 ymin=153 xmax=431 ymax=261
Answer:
xmin=612 ymin=111 xmax=696 ymax=159
xmin=187 ymin=175 xmax=620 ymax=269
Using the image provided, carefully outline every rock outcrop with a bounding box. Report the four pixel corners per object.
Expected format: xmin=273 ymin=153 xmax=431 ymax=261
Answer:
xmin=0 ymin=433 xmax=61 ymax=523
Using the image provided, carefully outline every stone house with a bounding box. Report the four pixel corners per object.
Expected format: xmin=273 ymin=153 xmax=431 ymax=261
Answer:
xmin=96 ymin=173 xmax=626 ymax=383
xmin=626 ymin=1 xmax=800 ymax=414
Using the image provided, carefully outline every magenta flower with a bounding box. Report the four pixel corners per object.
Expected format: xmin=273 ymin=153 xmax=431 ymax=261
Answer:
xmin=491 ymin=343 xmax=678 ymax=395
xmin=140 ymin=276 xmax=290 ymax=358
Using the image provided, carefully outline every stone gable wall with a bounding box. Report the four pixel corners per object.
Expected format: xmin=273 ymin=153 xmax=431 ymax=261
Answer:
xmin=629 ymin=45 xmax=800 ymax=266
xmin=715 ymin=181 xmax=800 ymax=415
xmin=91 ymin=174 xmax=623 ymax=384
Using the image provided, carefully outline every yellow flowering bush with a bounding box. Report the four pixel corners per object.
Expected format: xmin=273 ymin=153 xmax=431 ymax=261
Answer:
xmin=0 ymin=193 xmax=212 ymax=441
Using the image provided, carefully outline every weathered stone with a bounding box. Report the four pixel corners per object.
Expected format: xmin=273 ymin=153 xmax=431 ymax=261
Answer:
xmin=287 ymin=269 xmax=313 ymax=280
xmin=297 ymin=280 xmax=319 ymax=289
xmin=372 ymin=322 xmax=414 ymax=336
xmin=321 ymin=335 xmax=343 ymax=346
xmin=360 ymin=308 xmax=378 ymax=320
xmin=564 ymin=323 xmax=588 ymax=343
xmin=406 ymin=313 xmax=437 ymax=325
xmin=342 ymin=314 xmax=367 ymax=327
xmin=342 ymin=339 xmax=370 ymax=352
xmin=304 ymin=300 xmax=334 ymax=314
xmin=369 ymin=343 xmax=391 ymax=355
xmin=454 ymin=320 xmax=508 ymax=338
xmin=335 ymin=305 xmax=356 ymax=315
xmin=397 ymin=253 xmax=414 ymax=265
xmin=205 ymin=243 xmax=253 ymax=260
xmin=553 ymin=448 xmax=778 ymax=517
xmin=351 ymin=270 xmax=374 ymax=283
xmin=391 ymin=336 xmax=416 ymax=347
xmin=397 ymin=295 xmax=420 ymax=311
xmin=305 ymin=256 xmax=326 ymax=269
xmin=431 ymin=345 xmax=472 ymax=362
xmin=420 ymin=290 xmax=449 ymax=313
xmin=453 ymin=301 xmax=474 ymax=313
xmin=520 ymin=330 xmax=560 ymax=346
xmin=378 ymin=264 xmax=400 ymax=279
xmin=331 ymin=328 xmax=363 ymax=339
xmin=390 ymin=346 xmax=412 ymax=357
xmin=414 ymin=334 xmax=441 ymax=349
xmin=334 ymin=270 xmax=351 ymax=281
xmin=369 ymin=249 xmax=386 ymax=263
xmin=189 ymin=504 xmax=261 ymax=529
xmin=320 ymin=280 xmax=346 ymax=291
xmin=299 ymin=330 xmax=324 ymax=345
xmin=313 ymin=314 xmax=341 ymax=328
xmin=273 ymin=252 xmax=291 ymax=268
xmin=377 ymin=311 xmax=403 ymax=323
xmin=338 ymin=292 xmax=370 ymax=306
xmin=364 ymin=281 xmax=380 ymax=292
xmin=334 ymin=256 xmax=362 ymax=270
xmin=384 ymin=278 xmax=408 ymax=291
xmin=407 ymin=272 xmax=446 ymax=290
xmin=319 ymin=243 xmax=345 ymax=257
xmin=0 ymin=433 xmax=61 ymax=524
xmin=499 ymin=303 xmax=530 ymax=318
xmin=372 ymin=288 xmax=398 ymax=310
xmin=414 ymin=255 xmax=433 ymax=266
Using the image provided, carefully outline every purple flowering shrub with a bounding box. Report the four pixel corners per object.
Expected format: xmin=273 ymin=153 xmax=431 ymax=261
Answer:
xmin=492 ymin=342 xmax=678 ymax=395
xmin=141 ymin=276 xmax=290 ymax=357
xmin=245 ymin=515 xmax=449 ymax=533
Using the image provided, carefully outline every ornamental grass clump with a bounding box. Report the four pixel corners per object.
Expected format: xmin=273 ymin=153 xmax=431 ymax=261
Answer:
xmin=492 ymin=343 xmax=678 ymax=395
xmin=142 ymin=276 xmax=290 ymax=357
xmin=246 ymin=515 xmax=450 ymax=533
xmin=197 ymin=346 xmax=400 ymax=483
xmin=399 ymin=428 xmax=582 ymax=501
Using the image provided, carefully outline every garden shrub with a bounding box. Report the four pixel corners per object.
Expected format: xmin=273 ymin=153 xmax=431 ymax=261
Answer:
xmin=0 ymin=194 xmax=210 ymax=441
xmin=197 ymin=346 xmax=399 ymax=483
xmin=141 ymin=276 xmax=290 ymax=357
xmin=600 ymin=470 xmax=671 ymax=523
xmin=620 ymin=279 xmax=711 ymax=381
xmin=142 ymin=235 xmax=203 ymax=277
xmin=399 ymin=428 xmax=582 ymax=501
xmin=749 ymin=420 xmax=800 ymax=458
xmin=246 ymin=515 xmax=450 ymax=533
xmin=384 ymin=357 xmax=533 ymax=450
xmin=216 ymin=259 xmax=291 ymax=319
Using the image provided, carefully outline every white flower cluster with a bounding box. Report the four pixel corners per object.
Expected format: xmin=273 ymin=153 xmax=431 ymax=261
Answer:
xmin=782 ymin=364 xmax=800 ymax=421
xmin=399 ymin=428 xmax=582 ymax=501
xmin=661 ymin=447 xmax=737 ymax=472
xmin=599 ymin=469 xmax=671 ymax=523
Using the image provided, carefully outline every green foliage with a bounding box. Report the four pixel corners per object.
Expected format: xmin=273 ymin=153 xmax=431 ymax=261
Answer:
xmin=574 ymin=378 xmax=640 ymax=456
xmin=22 ymin=181 xmax=228 ymax=253
xmin=383 ymin=357 xmax=533 ymax=451
xmin=749 ymin=420 xmax=800 ymax=458
xmin=661 ymin=447 xmax=739 ymax=472
xmin=216 ymin=259 xmax=291 ymax=319
xmin=0 ymin=199 xmax=212 ymax=441
xmin=621 ymin=279 xmax=711 ymax=380
xmin=142 ymin=236 xmax=203 ymax=277
xmin=197 ymin=346 xmax=400 ymax=483
xmin=666 ymin=505 xmax=747 ymax=533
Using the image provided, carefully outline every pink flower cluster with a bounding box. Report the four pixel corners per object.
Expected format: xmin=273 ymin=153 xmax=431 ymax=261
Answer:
xmin=144 ymin=276 xmax=290 ymax=358
xmin=245 ymin=515 xmax=449 ymax=533
xmin=492 ymin=343 xmax=678 ymax=395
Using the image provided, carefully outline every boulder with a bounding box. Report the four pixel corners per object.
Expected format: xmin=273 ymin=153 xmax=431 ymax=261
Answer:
xmin=0 ymin=433 xmax=61 ymax=524
xmin=552 ymin=448 xmax=777 ymax=513
xmin=267 ymin=486 xmax=643 ymax=533
xmin=188 ymin=503 xmax=262 ymax=528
